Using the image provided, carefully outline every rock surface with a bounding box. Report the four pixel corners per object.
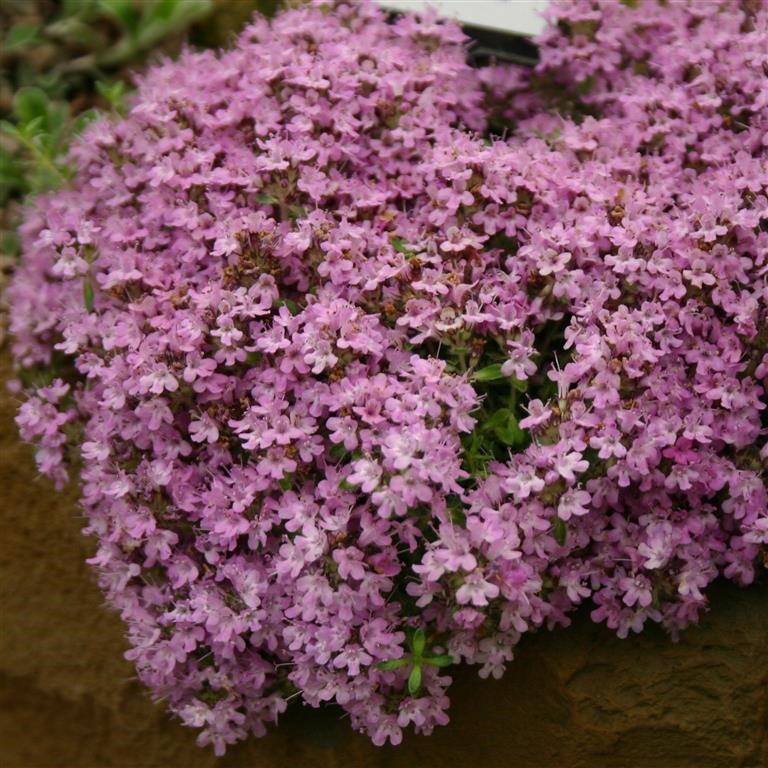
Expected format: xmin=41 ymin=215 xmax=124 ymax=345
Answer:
xmin=1 ymin=347 xmax=766 ymax=768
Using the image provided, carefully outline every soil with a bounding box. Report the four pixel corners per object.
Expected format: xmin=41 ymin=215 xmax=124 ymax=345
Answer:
xmin=1 ymin=347 xmax=767 ymax=768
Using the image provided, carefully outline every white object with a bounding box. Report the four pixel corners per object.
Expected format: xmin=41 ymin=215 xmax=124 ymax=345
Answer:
xmin=376 ymin=1 xmax=548 ymax=36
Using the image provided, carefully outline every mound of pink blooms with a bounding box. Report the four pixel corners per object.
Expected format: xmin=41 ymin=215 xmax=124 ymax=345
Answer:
xmin=8 ymin=0 xmax=767 ymax=753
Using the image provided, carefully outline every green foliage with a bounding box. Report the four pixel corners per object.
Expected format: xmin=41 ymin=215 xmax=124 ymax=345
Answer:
xmin=191 ymin=0 xmax=283 ymax=50
xmin=4 ymin=23 xmax=41 ymax=52
xmin=459 ymin=319 xmax=570 ymax=482
xmin=276 ymin=297 xmax=302 ymax=315
xmin=473 ymin=363 xmax=505 ymax=382
xmin=390 ymin=236 xmax=410 ymax=254
xmin=0 ymin=0 xmax=217 ymax=259
xmin=552 ymin=518 xmax=568 ymax=546
xmin=483 ymin=407 xmax=526 ymax=447
xmin=83 ymin=278 xmax=94 ymax=313
xmin=390 ymin=235 xmax=420 ymax=259
xmin=461 ymin=355 xmax=530 ymax=477
xmin=407 ymin=664 xmax=422 ymax=695
xmin=92 ymin=0 xmax=212 ymax=69
xmin=377 ymin=628 xmax=453 ymax=697
xmin=1 ymin=87 xmax=73 ymax=201
xmin=95 ymin=79 xmax=127 ymax=113
xmin=0 ymin=1 xmax=287 ymax=265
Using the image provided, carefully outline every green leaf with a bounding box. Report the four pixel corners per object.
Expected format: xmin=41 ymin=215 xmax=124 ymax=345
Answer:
xmin=83 ymin=280 xmax=95 ymax=313
xmin=483 ymin=408 xmax=511 ymax=431
xmin=552 ymin=518 xmax=568 ymax=546
xmin=12 ymin=87 xmax=50 ymax=126
xmin=71 ymin=109 xmax=99 ymax=136
xmin=390 ymin=236 xmax=420 ymax=258
xmin=473 ymin=363 xmax=506 ymax=382
xmin=377 ymin=658 xmax=409 ymax=671
xmin=147 ymin=0 xmax=211 ymax=26
xmin=45 ymin=101 xmax=69 ymax=136
xmin=446 ymin=495 xmax=466 ymax=526
xmin=256 ymin=193 xmax=277 ymax=204
xmin=149 ymin=0 xmax=179 ymax=22
xmin=424 ymin=654 xmax=453 ymax=667
xmin=4 ymin=23 xmax=40 ymax=50
xmin=576 ymin=76 xmax=596 ymax=96
xmin=1 ymin=231 xmax=20 ymax=257
xmin=481 ymin=408 xmax=527 ymax=448
xmin=411 ymin=628 xmax=426 ymax=658
xmin=45 ymin=17 xmax=103 ymax=48
xmin=19 ymin=115 xmax=46 ymax=138
xmin=407 ymin=665 xmax=422 ymax=696
xmin=390 ymin=236 xmax=409 ymax=253
xmin=276 ymin=298 xmax=301 ymax=315
xmin=0 ymin=120 xmax=23 ymax=141
xmin=98 ymin=0 xmax=141 ymax=34
xmin=62 ymin=0 xmax=93 ymax=15
xmin=96 ymin=80 xmax=127 ymax=113
xmin=329 ymin=443 xmax=347 ymax=462
xmin=496 ymin=416 xmax=525 ymax=447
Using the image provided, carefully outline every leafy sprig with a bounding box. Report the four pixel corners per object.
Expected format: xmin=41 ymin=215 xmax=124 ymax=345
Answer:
xmin=378 ymin=629 xmax=453 ymax=696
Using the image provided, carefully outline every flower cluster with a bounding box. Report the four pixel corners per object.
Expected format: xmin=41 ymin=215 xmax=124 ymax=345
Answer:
xmin=8 ymin=0 xmax=767 ymax=753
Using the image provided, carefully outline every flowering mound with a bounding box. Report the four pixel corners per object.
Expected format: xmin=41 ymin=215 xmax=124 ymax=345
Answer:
xmin=8 ymin=0 xmax=768 ymax=753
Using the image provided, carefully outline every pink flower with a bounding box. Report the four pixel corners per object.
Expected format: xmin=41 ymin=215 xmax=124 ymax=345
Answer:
xmin=456 ymin=572 xmax=500 ymax=607
xmin=519 ymin=399 xmax=552 ymax=430
xmin=189 ymin=414 xmax=220 ymax=444
xmin=557 ymin=489 xmax=592 ymax=520
xmin=139 ymin=364 xmax=178 ymax=395
xmin=347 ymin=459 xmax=382 ymax=492
xmin=537 ymin=249 xmax=572 ymax=276
xmin=554 ymin=452 xmax=589 ymax=483
xmin=326 ymin=416 xmax=358 ymax=451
